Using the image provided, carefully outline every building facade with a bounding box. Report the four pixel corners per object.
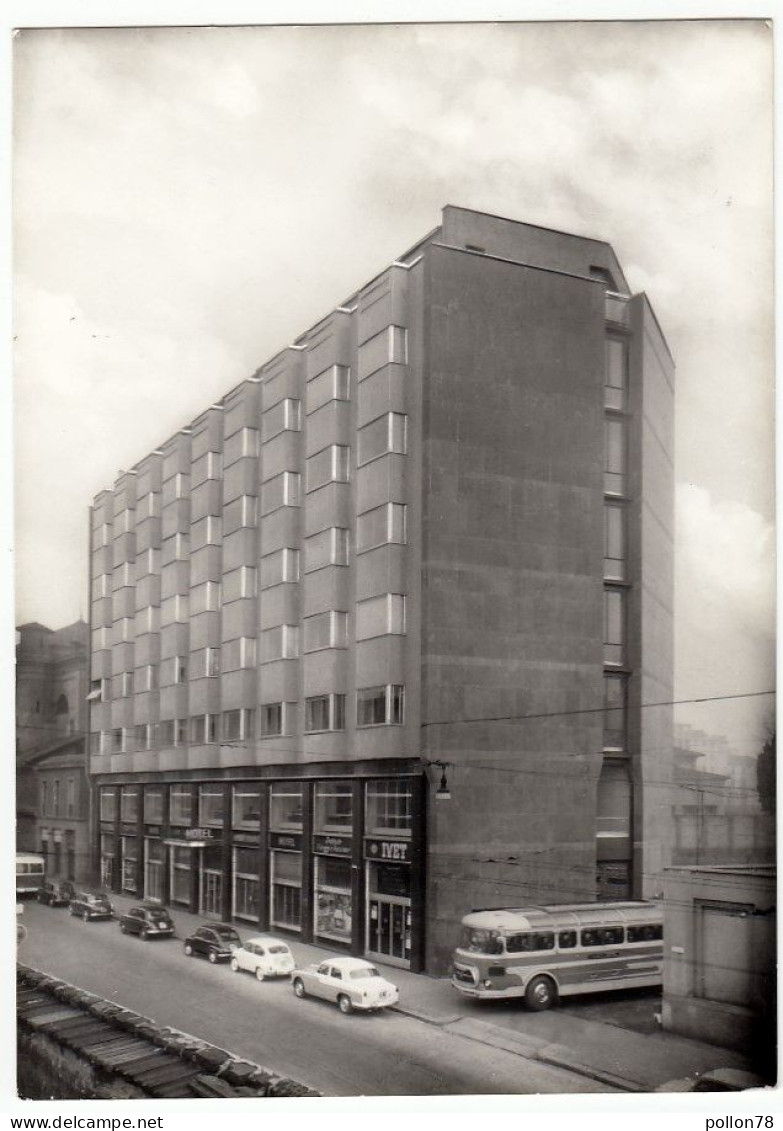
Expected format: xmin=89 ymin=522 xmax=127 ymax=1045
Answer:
xmin=16 ymin=621 xmax=92 ymax=881
xmin=88 ymin=206 xmax=674 ymax=972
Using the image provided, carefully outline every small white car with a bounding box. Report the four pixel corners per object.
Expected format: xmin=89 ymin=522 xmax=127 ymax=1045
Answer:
xmin=291 ymin=956 xmax=399 ymax=1013
xmin=230 ymin=935 xmax=295 ymax=980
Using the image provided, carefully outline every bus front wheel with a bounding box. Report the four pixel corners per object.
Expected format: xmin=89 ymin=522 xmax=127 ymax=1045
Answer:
xmin=525 ymin=976 xmax=556 ymax=1011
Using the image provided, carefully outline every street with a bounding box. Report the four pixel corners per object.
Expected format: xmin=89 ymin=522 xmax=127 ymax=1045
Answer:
xmin=17 ymin=900 xmax=615 ymax=1097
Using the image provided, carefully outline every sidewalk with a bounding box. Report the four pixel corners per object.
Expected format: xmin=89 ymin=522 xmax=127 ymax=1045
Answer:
xmin=101 ymin=893 xmax=755 ymax=1093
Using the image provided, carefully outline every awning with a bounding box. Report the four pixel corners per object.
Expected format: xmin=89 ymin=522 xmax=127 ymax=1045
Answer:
xmin=163 ymin=838 xmax=208 ymax=848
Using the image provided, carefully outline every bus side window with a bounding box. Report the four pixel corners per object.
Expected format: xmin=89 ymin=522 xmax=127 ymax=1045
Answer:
xmin=627 ymin=925 xmax=662 ymax=942
xmin=558 ymin=930 xmax=577 ymax=949
xmin=581 ymin=927 xmax=624 ymax=947
xmin=506 ymin=932 xmax=555 ymax=953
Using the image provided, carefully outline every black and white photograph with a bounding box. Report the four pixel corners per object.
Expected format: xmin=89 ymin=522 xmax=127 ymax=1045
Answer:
xmin=8 ymin=8 xmax=777 ymax=1117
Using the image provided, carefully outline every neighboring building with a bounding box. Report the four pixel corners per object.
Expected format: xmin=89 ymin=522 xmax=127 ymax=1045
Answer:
xmin=662 ymin=864 xmax=776 ymax=1078
xmin=16 ymin=621 xmax=91 ymax=882
xmin=88 ymin=205 xmax=674 ymax=972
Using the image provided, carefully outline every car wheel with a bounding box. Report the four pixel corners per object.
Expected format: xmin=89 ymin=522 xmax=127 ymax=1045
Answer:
xmin=293 ymin=978 xmax=306 ymax=999
xmin=119 ymin=921 xmax=127 ymax=933
xmin=525 ymin=975 xmax=557 ymax=1012
xmin=82 ymin=911 xmax=90 ymax=923
xmin=208 ymin=950 xmax=218 ymax=964
xmin=337 ymin=994 xmax=353 ymax=1015
xmin=230 ymin=958 xmax=239 ymax=973
xmin=140 ymin=928 xmax=149 ymax=941
xmin=184 ymin=943 xmax=193 ymax=956
xmin=255 ymin=967 xmax=265 ymax=982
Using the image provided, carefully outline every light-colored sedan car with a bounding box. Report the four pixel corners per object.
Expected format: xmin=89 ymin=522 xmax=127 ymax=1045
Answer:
xmin=230 ymin=935 xmax=295 ymax=980
xmin=291 ymin=956 xmax=399 ymax=1014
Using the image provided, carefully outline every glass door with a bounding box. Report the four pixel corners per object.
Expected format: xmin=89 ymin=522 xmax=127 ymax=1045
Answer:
xmin=201 ymin=869 xmax=223 ymax=918
xmin=365 ymin=862 xmax=411 ymax=968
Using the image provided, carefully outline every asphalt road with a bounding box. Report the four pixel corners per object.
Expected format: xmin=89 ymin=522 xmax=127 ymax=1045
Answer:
xmin=18 ymin=901 xmax=612 ymax=1097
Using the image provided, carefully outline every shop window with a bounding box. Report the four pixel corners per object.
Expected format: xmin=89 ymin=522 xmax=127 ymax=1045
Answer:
xmin=100 ymin=834 xmax=115 ymax=888
xmin=169 ymin=786 xmax=193 ymax=826
xmin=144 ymin=788 xmax=164 ymax=825
xmin=306 ymin=364 xmax=350 ymax=413
xmin=199 ymin=785 xmax=225 ymax=828
xmin=314 ymin=782 xmax=353 ymax=832
xmin=269 ymin=783 xmax=303 ymax=830
xmin=144 ymin=838 xmax=165 ymax=902
xmin=120 ymin=787 xmax=139 ymax=824
xmin=365 ymin=780 xmax=412 ymax=836
xmin=232 ymin=785 xmax=262 ymax=829
xmin=314 ymin=857 xmax=352 ymax=943
xmin=170 ymin=845 xmax=192 ymax=904
xmin=305 ymin=693 xmax=345 ymax=733
xmin=270 ymin=851 xmax=302 ymax=931
xmin=99 ymin=788 xmax=117 ymax=823
xmin=120 ymin=837 xmax=138 ymax=893
xmin=233 ymin=847 xmax=261 ymax=920
xmin=357 ymin=684 xmax=404 ymax=727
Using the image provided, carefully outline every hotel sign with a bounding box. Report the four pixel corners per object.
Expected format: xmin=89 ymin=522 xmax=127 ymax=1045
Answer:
xmin=313 ymin=834 xmax=352 ymax=858
xmin=270 ymin=832 xmax=302 ymax=851
xmin=364 ymin=838 xmax=410 ymax=864
xmin=186 ymin=827 xmax=215 ymax=841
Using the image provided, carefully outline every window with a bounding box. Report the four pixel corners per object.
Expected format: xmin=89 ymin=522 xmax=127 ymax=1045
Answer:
xmin=314 ymin=782 xmax=352 ymax=832
xmin=100 ymin=788 xmax=117 ymax=822
xmin=222 ymin=708 xmax=255 ymax=742
xmin=161 ymin=656 xmax=188 ymax=686
xmin=191 ymin=451 xmax=222 ymax=487
xmin=121 ymin=670 xmax=134 ymax=697
xmin=357 ymin=503 xmax=406 ymax=553
xmin=597 ymin=761 xmax=631 ymax=842
xmin=604 ymin=587 xmax=626 ymax=666
xmin=93 ymin=573 xmax=110 ymax=598
xmin=93 ymin=522 xmax=111 ymax=548
xmin=306 ymin=445 xmax=350 ymax=492
xmin=303 ymin=610 xmax=348 ymax=652
xmin=91 ymin=625 xmax=111 ymax=652
xmin=269 ymin=783 xmax=303 ymax=830
xmin=135 ymin=606 xmax=159 ymax=635
xmin=306 ymin=365 xmax=350 ymax=413
xmin=169 ymin=786 xmax=192 ymax=826
xmin=262 ymin=397 xmax=301 ymax=441
xmin=356 ymin=593 xmax=406 ymax=640
xmin=604 ymin=504 xmax=627 ymax=582
xmin=114 ymin=508 xmax=134 ymax=536
xmin=605 ymin=417 xmax=627 ymax=496
xmin=161 ymin=594 xmax=189 ymax=625
xmin=110 ymin=728 xmax=125 ymax=753
xmin=271 ymin=851 xmax=302 ymax=931
xmin=232 ymin=785 xmax=262 ymax=829
xmin=222 ymin=637 xmax=257 ymax=671
xmin=162 ymin=533 xmax=189 ymax=563
xmin=224 ymin=427 xmax=259 ymax=467
xmin=199 ymin=785 xmax=224 ymax=828
xmin=88 ymin=677 xmax=109 ymax=702
xmin=357 ymin=684 xmax=404 ymax=727
xmin=627 ymin=924 xmax=662 ymax=942
xmin=192 ymin=516 xmax=222 ymax=550
xmin=113 ymin=561 xmax=134 ymax=589
xmin=260 ymin=548 xmax=300 ymax=588
xmin=358 ymin=325 xmax=408 ymax=380
xmin=558 ymin=931 xmax=577 ymax=949
xmin=120 ymin=787 xmax=139 ymax=824
xmin=114 ymin=617 xmax=133 ymax=643
xmin=162 ymin=473 xmax=188 ymax=505
xmin=192 ymin=646 xmax=220 ymax=678
xmin=223 ymin=566 xmax=257 ymax=602
xmin=134 ymin=723 xmax=153 ymax=750
xmin=365 ymin=780 xmax=411 ymax=836
xmin=604 ymin=673 xmax=628 ymax=750
xmin=261 ymin=471 xmax=301 ymax=514
xmin=314 ymin=857 xmax=352 ymax=943
xmin=224 ymin=495 xmax=257 ymax=534
xmin=233 ymin=847 xmax=261 ymax=920
xmin=304 ymin=693 xmax=345 ymax=733
xmin=357 ymin=413 xmax=408 ymax=466
xmin=605 ymin=336 xmax=628 ymax=412
xmin=144 ymin=787 xmax=164 ymax=823
xmin=304 ymin=527 xmax=349 ymax=572
xmin=137 ymin=663 xmax=158 ymax=691
xmin=505 ymin=932 xmax=555 ymax=953
xmin=261 ymin=701 xmax=294 ymax=737
xmin=262 ymin=624 xmax=299 ymax=661
xmin=581 ymin=927 xmax=625 ymax=947
xmin=136 ymin=548 xmax=160 ymax=578
xmin=191 ymin=581 xmax=221 ymax=614
xmin=158 ymin=719 xmax=185 ymax=747
xmin=121 ymin=837 xmax=138 ymax=893
xmin=190 ymin=713 xmax=218 ymax=744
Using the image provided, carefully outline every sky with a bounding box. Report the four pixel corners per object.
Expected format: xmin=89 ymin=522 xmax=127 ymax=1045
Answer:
xmin=11 ymin=19 xmax=775 ymax=761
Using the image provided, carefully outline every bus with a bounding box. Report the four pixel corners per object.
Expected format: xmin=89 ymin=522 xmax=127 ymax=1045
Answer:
xmin=16 ymin=853 xmax=46 ymax=897
xmin=452 ymin=901 xmax=663 ymax=1010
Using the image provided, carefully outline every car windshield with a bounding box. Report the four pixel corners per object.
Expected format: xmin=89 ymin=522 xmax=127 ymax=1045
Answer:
xmin=461 ymin=927 xmax=503 ymax=955
xmin=214 ymin=927 xmax=240 ymax=941
xmin=349 ymin=968 xmax=381 ymax=980
xmin=268 ymin=946 xmax=289 ymax=955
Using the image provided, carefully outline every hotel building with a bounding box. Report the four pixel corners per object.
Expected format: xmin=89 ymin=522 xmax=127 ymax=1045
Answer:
xmin=89 ymin=205 xmax=674 ymax=973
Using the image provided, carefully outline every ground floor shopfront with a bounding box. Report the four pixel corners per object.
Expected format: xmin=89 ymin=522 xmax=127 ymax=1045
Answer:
xmin=93 ymin=760 xmax=426 ymax=971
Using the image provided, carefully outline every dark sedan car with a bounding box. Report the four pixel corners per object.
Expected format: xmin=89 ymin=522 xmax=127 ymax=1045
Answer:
xmin=183 ymin=924 xmax=242 ymax=963
xmin=68 ymin=890 xmax=114 ymax=922
xmin=36 ymin=880 xmax=76 ymax=907
xmin=118 ymin=904 xmax=175 ymax=940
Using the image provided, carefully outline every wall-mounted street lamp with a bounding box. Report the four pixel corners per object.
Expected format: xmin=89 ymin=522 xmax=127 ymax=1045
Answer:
xmin=425 ymin=760 xmax=451 ymax=801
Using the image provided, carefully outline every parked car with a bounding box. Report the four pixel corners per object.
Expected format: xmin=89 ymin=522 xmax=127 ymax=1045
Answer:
xmin=183 ymin=923 xmax=242 ymax=963
xmin=657 ymin=1068 xmax=768 ymax=1093
xmin=291 ymin=956 xmax=399 ymax=1014
xmin=118 ymin=903 xmax=175 ymax=940
xmin=230 ymin=935 xmax=295 ymax=980
xmin=68 ymin=890 xmax=113 ymax=922
xmin=36 ymin=880 xmax=76 ymax=907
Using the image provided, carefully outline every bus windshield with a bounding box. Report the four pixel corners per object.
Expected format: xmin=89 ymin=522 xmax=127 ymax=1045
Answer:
xmin=461 ymin=927 xmax=503 ymax=955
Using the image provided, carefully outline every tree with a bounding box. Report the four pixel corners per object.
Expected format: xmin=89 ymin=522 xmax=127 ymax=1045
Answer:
xmin=756 ymin=731 xmax=776 ymax=815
